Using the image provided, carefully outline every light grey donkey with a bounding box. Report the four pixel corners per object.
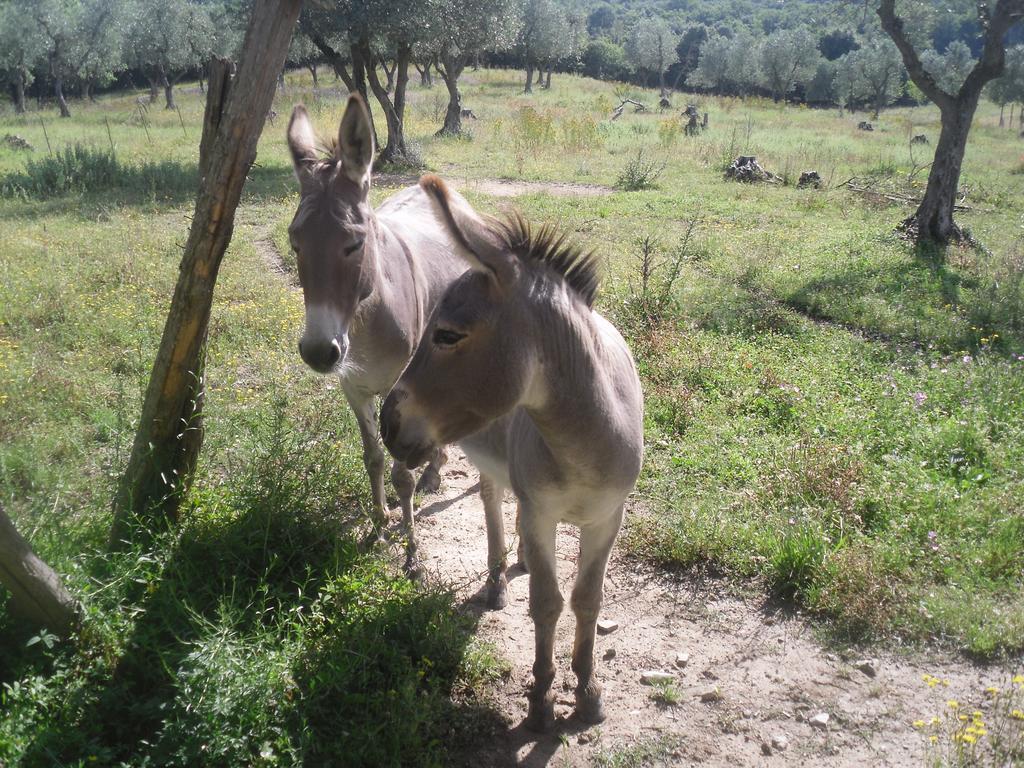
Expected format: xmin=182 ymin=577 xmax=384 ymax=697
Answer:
xmin=287 ymin=94 xmax=473 ymax=577
xmin=381 ymin=175 xmax=644 ymax=729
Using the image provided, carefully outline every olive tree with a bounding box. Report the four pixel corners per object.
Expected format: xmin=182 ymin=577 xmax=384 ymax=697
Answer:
xmin=428 ymin=0 xmax=522 ymax=135
xmin=125 ymin=0 xmax=215 ymax=110
xmin=758 ymin=27 xmax=821 ymax=102
xmin=0 ymin=0 xmax=45 ymax=113
xmin=687 ymin=31 xmax=731 ymax=92
xmin=625 ymin=15 xmax=679 ymax=96
xmin=849 ymin=36 xmax=905 ymax=118
xmin=518 ymin=0 xmax=569 ymax=93
xmin=921 ymin=40 xmax=977 ymax=94
xmin=877 ymin=0 xmax=1024 ymax=246
xmin=987 ymin=44 xmax=1024 ymax=126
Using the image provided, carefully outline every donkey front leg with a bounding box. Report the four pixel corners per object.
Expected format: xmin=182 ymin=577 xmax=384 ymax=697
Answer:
xmin=415 ymin=446 xmax=448 ymax=495
xmin=344 ymin=388 xmax=388 ymax=532
xmin=391 ymin=460 xmax=421 ymax=579
xmin=570 ymin=505 xmax=624 ymax=724
xmin=521 ymin=511 xmax=562 ymax=732
xmin=480 ymin=473 xmax=508 ymax=609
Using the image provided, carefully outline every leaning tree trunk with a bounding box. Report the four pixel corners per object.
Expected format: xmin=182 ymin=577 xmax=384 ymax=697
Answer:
xmin=110 ymin=0 xmax=302 ymax=547
xmin=0 ymin=502 xmax=81 ymax=635
xmin=909 ymin=98 xmax=978 ymax=245
xmin=54 ymin=75 xmax=70 ymax=118
xmin=524 ymin=63 xmax=534 ymax=93
xmin=999 ymin=103 xmax=1005 ymax=127
xmin=544 ymin=68 xmax=552 ymax=89
xmin=307 ymin=63 xmax=318 ymax=89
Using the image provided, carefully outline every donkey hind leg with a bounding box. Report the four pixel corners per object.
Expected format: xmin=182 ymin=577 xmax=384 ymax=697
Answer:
xmin=391 ymin=460 xmax=421 ymax=579
xmin=480 ymin=473 xmax=508 ymax=610
xmin=522 ymin=512 xmax=561 ymax=732
xmin=570 ymin=505 xmax=624 ymax=724
xmin=416 ymin=445 xmax=448 ymax=494
xmin=345 ymin=388 xmax=388 ymax=533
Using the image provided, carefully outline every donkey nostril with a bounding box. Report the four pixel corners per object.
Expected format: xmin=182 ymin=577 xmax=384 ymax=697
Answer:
xmin=326 ymin=338 xmax=342 ymax=367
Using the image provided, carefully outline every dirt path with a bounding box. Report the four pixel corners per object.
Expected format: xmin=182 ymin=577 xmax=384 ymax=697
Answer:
xmin=239 ymin=211 xmax=1009 ymax=767
xmin=412 ymin=450 xmax=1003 ymax=767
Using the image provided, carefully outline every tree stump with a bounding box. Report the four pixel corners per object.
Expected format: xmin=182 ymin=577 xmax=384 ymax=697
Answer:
xmin=798 ymin=170 xmax=822 ymax=188
xmin=725 ymin=155 xmax=779 ymax=183
xmin=857 ymin=121 xmax=874 ymax=131
xmin=910 ymin=134 xmax=928 ymax=144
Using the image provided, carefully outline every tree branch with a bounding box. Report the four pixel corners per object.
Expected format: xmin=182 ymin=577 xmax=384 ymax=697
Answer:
xmin=876 ymin=0 xmax=952 ymax=110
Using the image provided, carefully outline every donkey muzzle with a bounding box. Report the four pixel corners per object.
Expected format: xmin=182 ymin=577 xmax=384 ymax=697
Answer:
xmin=298 ymin=336 xmax=346 ymax=374
xmin=381 ymin=390 xmax=433 ymax=469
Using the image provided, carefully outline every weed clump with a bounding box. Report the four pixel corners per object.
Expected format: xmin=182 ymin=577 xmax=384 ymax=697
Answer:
xmin=0 ymin=144 xmax=196 ymax=200
xmin=615 ymin=149 xmax=665 ymax=191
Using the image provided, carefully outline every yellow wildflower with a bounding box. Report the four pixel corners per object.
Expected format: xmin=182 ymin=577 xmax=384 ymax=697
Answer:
xmin=947 ymin=700 xmax=959 ymax=709
xmin=929 ymin=735 xmax=938 ymax=744
xmin=985 ymin=686 xmax=999 ymax=696
xmin=1011 ymin=709 xmax=1024 ymax=720
xmin=913 ymin=720 xmax=925 ymax=728
xmin=1012 ymin=675 xmax=1024 ymax=685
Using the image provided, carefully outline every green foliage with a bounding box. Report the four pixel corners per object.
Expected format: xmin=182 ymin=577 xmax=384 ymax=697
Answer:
xmin=615 ymin=149 xmax=665 ymax=191
xmin=0 ymin=144 xmax=196 ymax=200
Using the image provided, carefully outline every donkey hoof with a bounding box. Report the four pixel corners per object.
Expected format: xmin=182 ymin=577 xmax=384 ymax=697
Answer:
xmin=415 ymin=469 xmax=442 ymax=495
xmin=524 ymin=696 xmax=556 ymax=732
xmin=575 ymin=693 xmax=606 ymax=725
xmin=486 ymin=576 xmax=508 ymax=610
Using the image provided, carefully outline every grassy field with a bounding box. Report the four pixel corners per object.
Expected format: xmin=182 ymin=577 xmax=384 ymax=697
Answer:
xmin=1 ymin=68 xmax=1023 ymax=764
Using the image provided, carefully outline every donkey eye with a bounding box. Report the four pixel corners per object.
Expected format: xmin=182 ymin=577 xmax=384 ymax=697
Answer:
xmin=432 ymin=328 xmax=466 ymax=347
xmin=343 ymin=239 xmax=364 ymax=256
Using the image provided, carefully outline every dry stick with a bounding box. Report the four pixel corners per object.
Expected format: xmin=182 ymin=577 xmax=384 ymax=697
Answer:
xmin=176 ymin=106 xmax=187 ymax=137
xmin=104 ymin=117 xmax=115 ymax=155
xmin=141 ymin=112 xmax=152 ymax=144
xmin=39 ymin=117 xmax=52 ymax=155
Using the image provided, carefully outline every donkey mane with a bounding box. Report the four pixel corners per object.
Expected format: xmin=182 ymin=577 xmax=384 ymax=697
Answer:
xmin=421 ymin=174 xmax=601 ymax=308
xmin=499 ymin=213 xmax=601 ymax=308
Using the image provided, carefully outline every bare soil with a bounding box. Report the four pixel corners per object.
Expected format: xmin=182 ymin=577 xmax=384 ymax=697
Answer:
xmin=375 ymin=173 xmax=613 ymax=198
xmin=410 ymin=450 xmax=1005 ymax=767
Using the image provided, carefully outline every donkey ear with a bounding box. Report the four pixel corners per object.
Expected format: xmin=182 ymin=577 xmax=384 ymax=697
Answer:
xmin=338 ymin=94 xmax=374 ymax=183
xmin=419 ymin=174 xmax=517 ymax=285
xmin=287 ymin=105 xmax=318 ymax=181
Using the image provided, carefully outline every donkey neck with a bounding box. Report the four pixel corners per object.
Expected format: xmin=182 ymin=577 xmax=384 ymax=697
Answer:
xmin=517 ymin=280 xmax=632 ymax=479
xmin=354 ymin=212 xmax=424 ymax=332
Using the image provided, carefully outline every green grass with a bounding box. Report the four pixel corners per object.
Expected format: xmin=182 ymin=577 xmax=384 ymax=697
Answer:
xmin=1 ymin=66 xmax=1023 ymax=763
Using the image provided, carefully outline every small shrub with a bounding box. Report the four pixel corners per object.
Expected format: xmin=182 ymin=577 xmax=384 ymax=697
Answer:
xmin=768 ymin=526 xmax=830 ymax=601
xmin=657 ymin=118 xmax=681 ymax=148
xmin=615 ymin=149 xmax=665 ymax=191
xmin=560 ymin=115 xmax=598 ymax=153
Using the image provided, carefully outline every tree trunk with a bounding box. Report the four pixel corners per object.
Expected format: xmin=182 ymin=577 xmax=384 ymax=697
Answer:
xmin=0 ymin=502 xmax=81 ymax=635
xmin=383 ymin=59 xmax=395 ymax=94
xmin=109 ymin=0 xmax=303 ymax=547
xmin=308 ymin=63 xmax=318 ymax=89
xmin=55 ymin=75 xmax=70 ymax=118
xmin=436 ymin=57 xmax=465 ymax=136
xmin=544 ymin=68 xmax=552 ymax=89
xmin=277 ymin=71 xmax=285 ymax=92
xmin=148 ymin=77 xmax=159 ymax=103
xmin=14 ymin=74 xmax=26 ymax=114
xmin=364 ymin=43 xmax=410 ymax=164
xmin=85 ymin=80 xmax=95 ymax=102
xmin=415 ymin=61 xmax=433 ymax=87
xmin=659 ymin=68 xmax=666 ymax=97
xmin=164 ymin=81 xmax=176 ymax=110
xmin=524 ymin=64 xmax=534 ymax=94
xmin=908 ymin=98 xmax=978 ymax=245
xmin=999 ymin=103 xmax=1005 ymax=127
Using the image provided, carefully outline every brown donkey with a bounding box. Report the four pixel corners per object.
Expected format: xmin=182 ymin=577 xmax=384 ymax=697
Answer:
xmin=381 ymin=176 xmax=644 ymax=729
xmin=287 ymin=95 xmax=470 ymax=575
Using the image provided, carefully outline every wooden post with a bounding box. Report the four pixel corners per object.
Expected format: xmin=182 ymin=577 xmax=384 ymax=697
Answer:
xmin=0 ymin=502 xmax=81 ymax=635
xmin=110 ymin=0 xmax=303 ymax=547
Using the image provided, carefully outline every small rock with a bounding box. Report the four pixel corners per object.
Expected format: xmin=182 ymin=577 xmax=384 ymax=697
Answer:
xmin=640 ymin=670 xmax=674 ymax=685
xmin=809 ymin=712 xmax=830 ymax=730
xmin=699 ymin=687 xmax=724 ymax=703
xmin=578 ymin=731 xmax=595 ymax=745
xmin=597 ymin=619 xmax=619 ymax=635
xmin=603 ymin=647 xmax=617 ymax=661
xmin=854 ymin=659 xmax=878 ymax=678
xmin=674 ymin=652 xmax=689 ymax=668
xmin=771 ymin=734 xmax=789 ymax=751
xmin=761 ymin=742 xmax=772 ymax=756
